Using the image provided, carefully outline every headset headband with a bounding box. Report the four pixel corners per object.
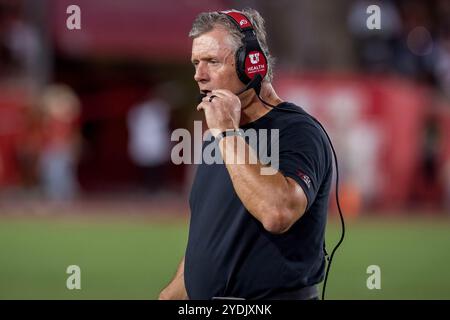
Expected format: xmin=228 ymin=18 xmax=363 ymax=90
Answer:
xmin=220 ymin=10 xmax=255 ymax=31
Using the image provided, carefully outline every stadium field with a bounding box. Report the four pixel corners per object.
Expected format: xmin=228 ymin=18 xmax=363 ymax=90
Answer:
xmin=0 ymin=214 xmax=449 ymax=299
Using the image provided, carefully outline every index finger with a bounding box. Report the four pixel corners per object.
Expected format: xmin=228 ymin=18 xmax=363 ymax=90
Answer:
xmin=210 ymin=89 xmax=235 ymax=98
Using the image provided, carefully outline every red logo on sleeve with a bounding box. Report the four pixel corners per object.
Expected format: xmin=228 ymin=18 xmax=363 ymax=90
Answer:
xmin=297 ymin=170 xmax=311 ymax=189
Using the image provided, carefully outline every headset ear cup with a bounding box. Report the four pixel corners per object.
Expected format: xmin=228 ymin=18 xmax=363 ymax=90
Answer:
xmin=235 ymin=46 xmax=251 ymax=84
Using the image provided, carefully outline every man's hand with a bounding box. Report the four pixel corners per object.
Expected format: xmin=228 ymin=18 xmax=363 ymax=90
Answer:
xmin=158 ymin=276 xmax=188 ymax=300
xmin=197 ymin=89 xmax=241 ymax=137
xmin=158 ymin=257 xmax=188 ymax=300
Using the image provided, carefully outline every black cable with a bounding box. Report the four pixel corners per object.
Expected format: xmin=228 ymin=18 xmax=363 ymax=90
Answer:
xmin=315 ymin=120 xmax=345 ymax=301
xmin=256 ymin=94 xmax=346 ymax=301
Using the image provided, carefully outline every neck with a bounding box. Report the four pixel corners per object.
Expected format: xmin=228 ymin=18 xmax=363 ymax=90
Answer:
xmin=239 ymin=81 xmax=283 ymax=126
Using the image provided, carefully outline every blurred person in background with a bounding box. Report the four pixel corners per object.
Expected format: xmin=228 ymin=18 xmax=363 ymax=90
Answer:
xmin=15 ymin=101 xmax=42 ymax=191
xmin=0 ymin=1 xmax=41 ymax=85
xmin=160 ymin=8 xmax=333 ymax=300
xmin=413 ymin=115 xmax=443 ymax=209
xmin=38 ymin=84 xmax=81 ymax=203
xmin=434 ymin=26 xmax=450 ymax=99
xmin=127 ymin=85 xmax=172 ymax=194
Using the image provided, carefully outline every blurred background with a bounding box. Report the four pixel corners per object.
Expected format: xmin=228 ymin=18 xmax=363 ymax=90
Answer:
xmin=0 ymin=0 xmax=449 ymax=299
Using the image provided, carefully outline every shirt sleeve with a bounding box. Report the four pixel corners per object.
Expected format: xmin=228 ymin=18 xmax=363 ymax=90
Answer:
xmin=277 ymin=120 xmax=330 ymax=211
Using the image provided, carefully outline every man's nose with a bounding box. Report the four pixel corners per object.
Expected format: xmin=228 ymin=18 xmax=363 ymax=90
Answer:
xmin=194 ymin=62 xmax=209 ymax=83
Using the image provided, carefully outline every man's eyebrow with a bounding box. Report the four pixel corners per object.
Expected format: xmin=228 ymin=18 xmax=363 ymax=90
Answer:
xmin=191 ymin=56 xmax=219 ymax=63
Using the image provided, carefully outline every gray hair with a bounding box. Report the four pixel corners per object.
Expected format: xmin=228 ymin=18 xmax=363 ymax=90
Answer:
xmin=189 ymin=8 xmax=275 ymax=83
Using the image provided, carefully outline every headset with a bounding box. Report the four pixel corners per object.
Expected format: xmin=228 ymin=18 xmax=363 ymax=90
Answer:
xmin=199 ymin=9 xmax=346 ymax=300
xmin=220 ymin=10 xmax=268 ymax=95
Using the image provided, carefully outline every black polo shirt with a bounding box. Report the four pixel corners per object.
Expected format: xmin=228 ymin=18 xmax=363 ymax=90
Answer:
xmin=185 ymin=102 xmax=332 ymax=300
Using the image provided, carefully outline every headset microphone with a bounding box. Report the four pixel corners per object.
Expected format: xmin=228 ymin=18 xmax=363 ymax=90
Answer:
xmin=197 ymin=92 xmax=207 ymax=104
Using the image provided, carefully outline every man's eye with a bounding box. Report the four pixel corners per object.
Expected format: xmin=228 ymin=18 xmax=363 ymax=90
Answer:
xmin=210 ymin=60 xmax=219 ymax=65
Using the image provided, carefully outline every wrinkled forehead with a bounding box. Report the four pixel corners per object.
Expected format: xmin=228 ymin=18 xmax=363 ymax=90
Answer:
xmin=191 ymin=27 xmax=236 ymax=58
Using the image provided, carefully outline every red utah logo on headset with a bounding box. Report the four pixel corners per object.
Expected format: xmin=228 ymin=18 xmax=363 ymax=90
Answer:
xmin=245 ymin=50 xmax=267 ymax=77
xmin=249 ymin=52 xmax=260 ymax=64
xmin=239 ymin=19 xmax=249 ymax=26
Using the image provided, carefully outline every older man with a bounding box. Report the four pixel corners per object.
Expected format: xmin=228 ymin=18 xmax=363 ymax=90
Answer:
xmin=159 ymin=8 xmax=332 ymax=300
